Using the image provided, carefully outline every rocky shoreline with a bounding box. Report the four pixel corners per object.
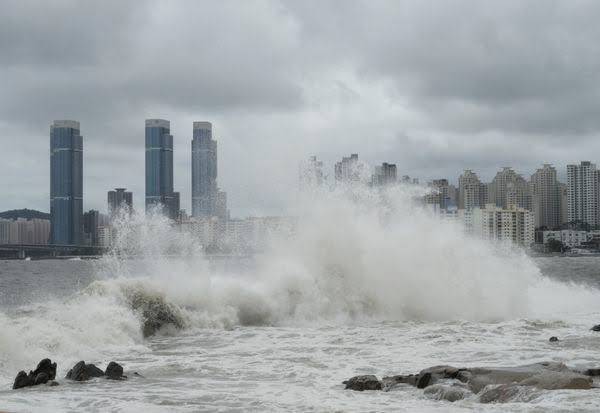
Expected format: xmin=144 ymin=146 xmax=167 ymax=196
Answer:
xmin=344 ymin=361 xmax=600 ymax=403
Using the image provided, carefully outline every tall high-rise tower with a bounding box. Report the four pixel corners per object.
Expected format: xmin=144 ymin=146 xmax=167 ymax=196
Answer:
xmin=50 ymin=120 xmax=83 ymax=245
xmin=567 ymin=161 xmax=599 ymax=227
xmin=191 ymin=122 xmax=218 ymax=217
xmin=530 ymin=164 xmax=560 ymax=229
xmin=145 ymin=119 xmax=180 ymax=220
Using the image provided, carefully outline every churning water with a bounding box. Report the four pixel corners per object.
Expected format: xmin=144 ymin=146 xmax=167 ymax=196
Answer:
xmin=1 ymin=186 xmax=600 ymax=412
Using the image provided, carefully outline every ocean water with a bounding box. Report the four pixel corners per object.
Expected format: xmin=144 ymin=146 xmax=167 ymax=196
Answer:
xmin=1 ymin=187 xmax=600 ymax=412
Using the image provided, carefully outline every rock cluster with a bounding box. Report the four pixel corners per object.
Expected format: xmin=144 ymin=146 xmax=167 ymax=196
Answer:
xmin=12 ymin=358 xmax=58 ymax=389
xmin=343 ymin=361 xmax=600 ymax=403
xmin=12 ymin=359 xmax=129 ymax=390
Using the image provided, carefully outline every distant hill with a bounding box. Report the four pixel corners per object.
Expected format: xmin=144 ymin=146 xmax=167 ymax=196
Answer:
xmin=0 ymin=209 xmax=50 ymax=220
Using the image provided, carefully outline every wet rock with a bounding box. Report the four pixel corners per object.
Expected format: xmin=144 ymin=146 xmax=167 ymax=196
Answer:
xmin=584 ymin=368 xmax=600 ymax=376
xmin=416 ymin=372 xmax=432 ymax=389
xmin=518 ymin=371 xmax=592 ymax=390
xmin=85 ymin=363 xmax=105 ymax=378
xmin=125 ymin=288 xmax=185 ymax=337
xmin=105 ymin=361 xmax=125 ymax=380
xmin=424 ymin=384 xmax=470 ymax=402
xmin=479 ymin=384 xmax=524 ymax=403
xmin=66 ymin=361 xmax=89 ymax=381
xmin=549 ymin=336 xmax=559 ymax=342
xmin=32 ymin=358 xmax=57 ymax=380
xmin=33 ymin=372 xmax=49 ymax=385
xmin=66 ymin=361 xmax=106 ymax=381
xmin=381 ymin=374 xmax=417 ymax=390
xmin=343 ymin=375 xmax=382 ymax=391
xmin=12 ymin=371 xmax=34 ymax=389
xmin=591 ymin=324 xmax=600 ymax=331
xmin=48 ymin=380 xmax=60 ymax=386
xmin=12 ymin=358 xmax=58 ymax=389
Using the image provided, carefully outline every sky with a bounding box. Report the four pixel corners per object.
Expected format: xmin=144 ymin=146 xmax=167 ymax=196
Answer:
xmin=2 ymin=0 xmax=600 ymax=217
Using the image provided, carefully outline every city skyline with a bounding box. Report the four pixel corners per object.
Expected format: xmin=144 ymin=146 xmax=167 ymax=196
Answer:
xmin=4 ymin=2 xmax=600 ymax=216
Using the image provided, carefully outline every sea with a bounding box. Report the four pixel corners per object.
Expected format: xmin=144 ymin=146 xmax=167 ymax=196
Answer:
xmin=1 ymin=188 xmax=600 ymax=412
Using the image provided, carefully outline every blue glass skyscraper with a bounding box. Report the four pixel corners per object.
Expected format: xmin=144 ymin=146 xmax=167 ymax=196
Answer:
xmin=50 ymin=120 xmax=83 ymax=245
xmin=145 ymin=119 xmax=180 ymax=220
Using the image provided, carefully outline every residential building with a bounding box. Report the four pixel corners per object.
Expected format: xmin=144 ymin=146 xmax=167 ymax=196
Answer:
xmin=458 ymin=170 xmax=485 ymax=210
xmin=145 ymin=119 xmax=180 ymax=220
xmin=543 ymin=230 xmax=591 ymax=249
xmin=108 ymin=188 xmax=133 ymax=218
xmin=50 ymin=120 xmax=83 ymax=245
xmin=0 ymin=218 xmax=50 ymax=245
xmin=488 ymin=167 xmax=531 ymax=210
xmin=83 ymin=210 xmax=100 ymax=246
xmin=470 ymin=204 xmax=534 ymax=247
xmin=530 ymin=164 xmax=560 ymax=229
xmin=567 ymin=161 xmax=599 ymax=228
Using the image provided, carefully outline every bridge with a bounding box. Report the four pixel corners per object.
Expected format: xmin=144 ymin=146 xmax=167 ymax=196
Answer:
xmin=0 ymin=244 xmax=106 ymax=259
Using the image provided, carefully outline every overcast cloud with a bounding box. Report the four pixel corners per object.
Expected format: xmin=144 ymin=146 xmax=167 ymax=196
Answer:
xmin=2 ymin=0 xmax=600 ymax=216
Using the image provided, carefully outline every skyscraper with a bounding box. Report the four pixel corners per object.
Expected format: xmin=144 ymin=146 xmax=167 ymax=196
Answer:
xmin=50 ymin=120 xmax=83 ymax=245
xmin=145 ymin=119 xmax=180 ymax=220
xmin=530 ymin=164 xmax=560 ymax=229
xmin=108 ymin=188 xmax=133 ymax=218
xmin=567 ymin=161 xmax=599 ymax=227
xmin=191 ymin=122 xmax=218 ymax=217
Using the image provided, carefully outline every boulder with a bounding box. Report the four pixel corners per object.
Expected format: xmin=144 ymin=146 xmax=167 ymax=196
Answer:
xmin=343 ymin=375 xmax=382 ymax=391
xmin=105 ymin=361 xmax=125 ymax=380
xmin=549 ymin=336 xmax=559 ymax=342
xmin=591 ymin=324 xmax=600 ymax=332
xmin=85 ymin=363 xmax=105 ymax=378
xmin=584 ymin=368 xmax=600 ymax=376
xmin=416 ymin=372 xmax=432 ymax=389
xmin=66 ymin=361 xmax=106 ymax=381
xmin=13 ymin=371 xmax=34 ymax=389
xmin=66 ymin=361 xmax=89 ymax=381
xmin=32 ymin=358 xmax=57 ymax=380
xmin=12 ymin=359 xmax=57 ymax=390
xmin=479 ymin=384 xmax=524 ymax=403
xmin=34 ymin=372 xmax=49 ymax=385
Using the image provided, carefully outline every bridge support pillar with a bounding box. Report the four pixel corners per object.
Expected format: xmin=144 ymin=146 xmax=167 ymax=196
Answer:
xmin=17 ymin=249 xmax=26 ymax=259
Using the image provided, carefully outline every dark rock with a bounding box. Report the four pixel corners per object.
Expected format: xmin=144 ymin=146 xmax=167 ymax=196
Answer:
xmin=416 ymin=372 xmax=432 ymax=389
xmin=549 ymin=336 xmax=559 ymax=342
xmin=13 ymin=370 xmax=34 ymax=389
xmin=32 ymin=358 xmax=57 ymax=380
xmin=591 ymin=324 xmax=600 ymax=331
xmin=133 ymin=372 xmax=145 ymax=378
xmin=13 ymin=359 xmax=58 ymax=389
xmin=343 ymin=375 xmax=382 ymax=391
xmin=584 ymin=368 xmax=600 ymax=376
xmin=66 ymin=361 xmax=89 ymax=381
xmin=105 ymin=361 xmax=125 ymax=380
xmin=85 ymin=363 xmax=105 ymax=378
xmin=48 ymin=380 xmax=60 ymax=386
xmin=34 ymin=372 xmax=49 ymax=385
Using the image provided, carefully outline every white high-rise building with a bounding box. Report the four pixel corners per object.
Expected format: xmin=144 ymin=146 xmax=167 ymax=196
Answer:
xmin=530 ymin=164 xmax=560 ymax=229
xmin=567 ymin=161 xmax=599 ymax=227
xmin=470 ymin=204 xmax=534 ymax=247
